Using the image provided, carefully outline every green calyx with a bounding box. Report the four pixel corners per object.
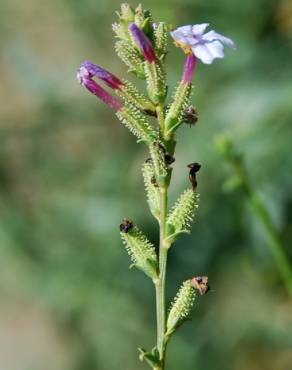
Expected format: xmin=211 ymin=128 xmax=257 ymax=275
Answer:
xmin=115 ymin=40 xmax=145 ymax=78
xmin=142 ymin=161 xmax=160 ymax=220
xmin=154 ymin=22 xmax=168 ymax=59
xmin=165 ymin=82 xmax=192 ymax=138
xmin=149 ymin=142 xmax=168 ymax=186
xmin=118 ymin=80 xmax=156 ymax=113
xmin=116 ymin=104 xmax=157 ymax=143
xmin=166 ymin=280 xmax=196 ymax=336
xmin=120 ymin=225 xmax=158 ymax=279
xmin=144 ymin=61 xmax=167 ymax=105
xmin=166 ymin=189 xmax=199 ymax=242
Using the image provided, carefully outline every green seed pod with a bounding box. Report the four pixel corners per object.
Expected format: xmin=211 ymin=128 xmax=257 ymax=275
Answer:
xmin=166 ymin=189 xmax=199 ymax=241
xmin=142 ymin=161 xmax=160 ymax=220
xmin=166 ymin=280 xmax=196 ymax=335
xmin=154 ymin=22 xmax=168 ymax=58
xmin=120 ymin=225 xmax=158 ymax=279
xmin=116 ymin=104 xmax=157 ymax=143
xmin=118 ymin=80 xmax=156 ymax=112
xmin=144 ymin=61 xmax=167 ymax=104
xmin=165 ymin=82 xmax=192 ymax=138
xmin=115 ymin=40 xmax=145 ymax=79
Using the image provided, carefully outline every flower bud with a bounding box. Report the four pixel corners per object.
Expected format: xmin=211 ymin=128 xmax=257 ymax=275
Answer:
xmin=129 ymin=23 xmax=156 ymax=63
xmin=154 ymin=22 xmax=168 ymax=59
xmin=80 ymin=61 xmax=123 ymax=90
xmin=77 ymin=67 xmax=122 ymax=111
xmin=120 ymin=3 xmax=135 ymax=22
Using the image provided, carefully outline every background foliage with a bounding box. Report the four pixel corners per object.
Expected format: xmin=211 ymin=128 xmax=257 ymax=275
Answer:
xmin=0 ymin=0 xmax=292 ymax=369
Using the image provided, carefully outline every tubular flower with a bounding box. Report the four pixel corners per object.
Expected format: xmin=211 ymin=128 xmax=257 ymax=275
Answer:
xmin=128 ymin=23 xmax=156 ymax=63
xmin=78 ymin=61 xmax=155 ymax=113
xmin=80 ymin=60 xmax=123 ymax=89
xmin=181 ymin=53 xmax=197 ymax=84
xmin=171 ymin=23 xmax=235 ymax=64
xmin=77 ymin=65 xmax=122 ymax=111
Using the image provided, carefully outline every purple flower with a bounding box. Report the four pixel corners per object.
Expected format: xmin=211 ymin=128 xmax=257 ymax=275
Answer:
xmin=80 ymin=61 xmax=123 ymax=90
xmin=182 ymin=54 xmax=197 ymax=84
xmin=77 ymin=65 xmax=122 ymax=111
xmin=171 ymin=23 xmax=235 ymax=64
xmin=128 ymin=23 xmax=156 ymax=63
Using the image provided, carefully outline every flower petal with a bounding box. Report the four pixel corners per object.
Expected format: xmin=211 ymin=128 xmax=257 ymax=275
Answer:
xmin=203 ymin=30 xmax=236 ymax=49
xmin=171 ymin=25 xmax=192 ymax=43
xmin=170 ymin=30 xmax=189 ymax=44
xmin=192 ymin=44 xmax=214 ymax=64
xmin=205 ymin=41 xmax=224 ymax=58
xmin=192 ymin=23 xmax=209 ymax=36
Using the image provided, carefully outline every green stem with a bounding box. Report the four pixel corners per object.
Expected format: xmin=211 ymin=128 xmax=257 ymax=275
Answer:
xmin=156 ymin=104 xmax=165 ymax=134
xmin=155 ymin=185 xmax=168 ymax=367
xmin=231 ymin=159 xmax=292 ymax=297
xmin=154 ymin=104 xmax=170 ymax=369
xmin=244 ymin=184 xmax=292 ymax=296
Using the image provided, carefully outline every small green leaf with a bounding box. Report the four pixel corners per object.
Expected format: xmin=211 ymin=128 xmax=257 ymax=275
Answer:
xmin=138 ymin=347 xmax=161 ymax=368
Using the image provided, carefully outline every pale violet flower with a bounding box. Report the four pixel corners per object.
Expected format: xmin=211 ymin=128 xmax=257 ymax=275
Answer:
xmin=170 ymin=23 xmax=235 ymax=64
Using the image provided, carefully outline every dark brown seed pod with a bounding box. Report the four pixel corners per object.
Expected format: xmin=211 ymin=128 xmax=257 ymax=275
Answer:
xmin=165 ymin=154 xmax=175 ymax=165
xmin=187 ymin=162 xmax=201 ymax=190
xmin=191 ymin=276 xmax=210 ymax=295
xmin=120 ymin=219 xmax=133 ymax=233
xmin=182 ymin=106 xmax=198 ymax=127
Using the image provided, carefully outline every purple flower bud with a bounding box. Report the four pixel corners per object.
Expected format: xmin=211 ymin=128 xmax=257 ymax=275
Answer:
xmin=77 ymin=66 xmax=122 ymax=111
xmin=182 ymin=54 xmax=197 ymax=84
xmin=81 ymin=61 xmax=123 ymax=90
xmin=128 ymin=23 xmax=156 ymax=63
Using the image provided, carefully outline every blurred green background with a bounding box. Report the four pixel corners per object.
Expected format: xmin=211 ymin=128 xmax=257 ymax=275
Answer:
xmin=1 ymin=0 xmax=292 ymax=369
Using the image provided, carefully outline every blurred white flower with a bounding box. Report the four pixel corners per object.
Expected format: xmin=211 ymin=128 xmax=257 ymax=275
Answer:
xmin=171 ymin=23 xmax=236 ymax=64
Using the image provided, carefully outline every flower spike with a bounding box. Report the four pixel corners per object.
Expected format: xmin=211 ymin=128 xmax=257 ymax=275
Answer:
xmin=171 ymin=23 xmax=236 ymax=64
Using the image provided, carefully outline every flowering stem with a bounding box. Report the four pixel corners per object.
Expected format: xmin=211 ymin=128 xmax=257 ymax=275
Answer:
xmin=154 ymin=102 xmax=172 ymax=369
xmin=156 ymin=104 xmax=165 ymax=134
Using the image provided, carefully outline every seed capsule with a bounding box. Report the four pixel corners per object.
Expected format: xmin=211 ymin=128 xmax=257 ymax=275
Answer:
xmin=120 ymin=219 xmax=133 ymax=233
xmin=191 ymin=276 xmax=210 ymax=295
xmin=187 ymin=162 xmax=201 ymax=190
xmin=182 ymin=106 xmax=198 ymax=126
